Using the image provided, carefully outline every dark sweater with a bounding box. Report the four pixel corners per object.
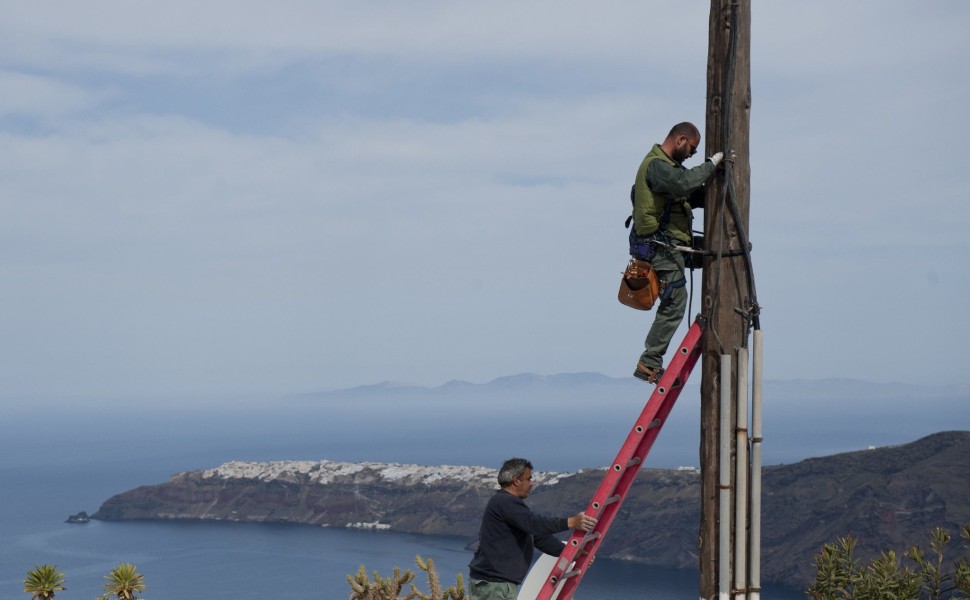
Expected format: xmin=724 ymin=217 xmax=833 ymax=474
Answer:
xmin=468 ymin=490 xmax=570 ymax=584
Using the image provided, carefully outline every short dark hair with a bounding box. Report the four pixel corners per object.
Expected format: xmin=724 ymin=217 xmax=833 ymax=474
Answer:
xmin=497 ymin=458 xmax=532 ymax=487
xmin=667 ymin=121 xmax=700 ymax=140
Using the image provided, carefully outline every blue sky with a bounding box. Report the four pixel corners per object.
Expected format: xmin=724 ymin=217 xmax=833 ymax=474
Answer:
xmin=1 ymin=2 xmax=968 ymax=398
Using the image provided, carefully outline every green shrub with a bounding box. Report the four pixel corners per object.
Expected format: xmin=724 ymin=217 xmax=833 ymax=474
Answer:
xmin=808 ymin=524 xmax=970 ymax=599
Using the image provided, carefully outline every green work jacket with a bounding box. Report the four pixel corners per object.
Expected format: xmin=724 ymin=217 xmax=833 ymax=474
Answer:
xmin=632 ymin=144 xmax=715 ymax=245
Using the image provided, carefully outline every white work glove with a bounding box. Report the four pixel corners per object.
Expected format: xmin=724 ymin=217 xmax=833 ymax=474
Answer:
xmin=709 ymin=152 xmax=724 ymax=167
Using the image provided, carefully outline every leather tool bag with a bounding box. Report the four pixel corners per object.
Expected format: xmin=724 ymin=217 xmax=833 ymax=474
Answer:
xmin=618 ymin=258 xmax=662 ymax=311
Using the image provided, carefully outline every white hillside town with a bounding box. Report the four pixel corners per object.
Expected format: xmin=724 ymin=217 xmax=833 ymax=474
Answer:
xmin=202 ymin=459 xmax=579 ymax=488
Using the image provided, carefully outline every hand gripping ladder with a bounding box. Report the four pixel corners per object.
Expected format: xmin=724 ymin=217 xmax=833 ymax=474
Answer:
xmin=532 ymin=316 xmax=706 ymax=600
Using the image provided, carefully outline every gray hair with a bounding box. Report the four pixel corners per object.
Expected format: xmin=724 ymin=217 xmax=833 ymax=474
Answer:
xmin=497 ymin=457 xmax=533 ymax=487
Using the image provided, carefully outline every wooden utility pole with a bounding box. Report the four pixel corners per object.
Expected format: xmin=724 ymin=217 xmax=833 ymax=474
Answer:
xmin=700 ymin=1 xmax=751 ymax=599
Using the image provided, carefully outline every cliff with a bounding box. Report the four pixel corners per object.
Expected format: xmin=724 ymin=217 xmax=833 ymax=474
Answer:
xmin=93 ymin=431 xmax=970 ymax=588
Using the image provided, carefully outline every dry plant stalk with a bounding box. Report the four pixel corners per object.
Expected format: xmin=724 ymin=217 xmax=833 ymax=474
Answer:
xmin=347 ymin=555 xmax=466 ymax=600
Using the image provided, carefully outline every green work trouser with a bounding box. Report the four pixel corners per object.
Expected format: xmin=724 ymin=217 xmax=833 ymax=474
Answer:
xmin=469 ymin=578 xmax=518 ymax=600
xmin=638 ymin=244 xmax=688 ymax=370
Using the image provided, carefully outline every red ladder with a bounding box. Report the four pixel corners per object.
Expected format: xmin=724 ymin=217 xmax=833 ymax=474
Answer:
xmin=532 ymin=316 xmax=706 ymax=600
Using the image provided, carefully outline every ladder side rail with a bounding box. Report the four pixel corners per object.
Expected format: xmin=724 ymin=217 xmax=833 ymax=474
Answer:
xmin=566 ymin=315 xmax=704 ymax=538
xmin=661 ymin=318 xmax=705 ymax=390
xmin=538 ymin=433 xmax=657 ymax=595
xmin=532 ymin=318 xmax=706 ymax=600
xmin=577 ymin=390 xmax=669 ymax=516
xmin=540 ymin=377 xmax=679 ymax=590
xmin=551 ymin=370 xmax=699 ymax=600
xmin=540 ymin=430 xmax=658 ymax=600
xmin=550 ymin=427 xmax=666 ymax=598
xmin=578 ymin=364 xmax=701 ymax=545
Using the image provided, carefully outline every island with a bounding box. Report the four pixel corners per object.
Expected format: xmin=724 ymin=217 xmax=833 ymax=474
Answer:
xmin=65 ymin=511 xmax=90 ymax=524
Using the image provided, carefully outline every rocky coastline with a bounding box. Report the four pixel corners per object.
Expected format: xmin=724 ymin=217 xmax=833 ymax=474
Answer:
xmin=93 ymin=431 xmax=970 ymax=589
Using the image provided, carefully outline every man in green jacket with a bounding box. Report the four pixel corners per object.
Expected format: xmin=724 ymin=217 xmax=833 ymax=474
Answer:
xmin=631 ymin=122 xmax=724 ymax=383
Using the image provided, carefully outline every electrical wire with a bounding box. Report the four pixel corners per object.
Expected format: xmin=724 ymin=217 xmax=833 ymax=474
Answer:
xmin=707 ymin=0 xmax=761 ymax=342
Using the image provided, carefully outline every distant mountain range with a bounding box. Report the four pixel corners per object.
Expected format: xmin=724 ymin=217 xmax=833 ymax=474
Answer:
xmin=286 ymin=373 xmax=969 ymax=401
xmin=284 ymin=371 xmax=625 ymax=399
xmin=94 ymin=430 xmax=970 ymax=590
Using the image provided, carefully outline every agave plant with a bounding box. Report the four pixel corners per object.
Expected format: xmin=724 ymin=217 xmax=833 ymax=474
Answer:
xmin=101 ymin=563 xmax=146 ymax=600
xmin=23 ymin=564 xmax=66 ymax=600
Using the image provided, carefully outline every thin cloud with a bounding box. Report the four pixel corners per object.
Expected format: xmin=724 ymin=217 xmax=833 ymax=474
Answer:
xmin=0 ymin=2 xmax=967 ymax=396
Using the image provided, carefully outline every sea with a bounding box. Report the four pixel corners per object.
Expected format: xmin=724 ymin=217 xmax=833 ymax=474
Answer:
xmin=4 ymin=461 xmax=806 ymax=600
xmin=6 ymin=379 xmax=964 ymax=600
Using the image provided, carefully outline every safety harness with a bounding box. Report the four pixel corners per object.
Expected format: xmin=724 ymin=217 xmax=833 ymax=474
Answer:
xmin=625 ymin=184 xmax=691 ymax=302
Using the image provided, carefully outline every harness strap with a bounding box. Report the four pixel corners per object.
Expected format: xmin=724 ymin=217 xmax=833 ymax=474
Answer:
xmin=660 ymin=276 xmax=686 ymax=302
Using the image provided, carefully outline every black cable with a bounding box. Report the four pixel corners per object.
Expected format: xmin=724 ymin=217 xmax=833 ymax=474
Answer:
xmin=709 ymin=0 xmax=761 ymax=338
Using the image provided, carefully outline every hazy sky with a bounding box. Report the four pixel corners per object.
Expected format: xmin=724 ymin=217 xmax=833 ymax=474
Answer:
xmin=2 ymin=2 xmax=968 ymax=398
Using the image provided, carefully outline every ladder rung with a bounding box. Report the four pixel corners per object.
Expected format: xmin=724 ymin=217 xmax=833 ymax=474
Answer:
xmin=603 ymin=494 xmax=621 ymax=506
xmin=580 ymin=531 xmax=601 ymax=546
xmin=562 ymin=569 xmax=582 ymax=579
xmin=647 ymin=418 xmax=662 ymax=430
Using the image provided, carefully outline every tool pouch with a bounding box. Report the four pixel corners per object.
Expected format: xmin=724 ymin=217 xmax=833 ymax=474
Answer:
xmin=628 ymin=229 xmax=657 ymax=262
xmin=618 ymin=259 xmax=663 ymax=311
